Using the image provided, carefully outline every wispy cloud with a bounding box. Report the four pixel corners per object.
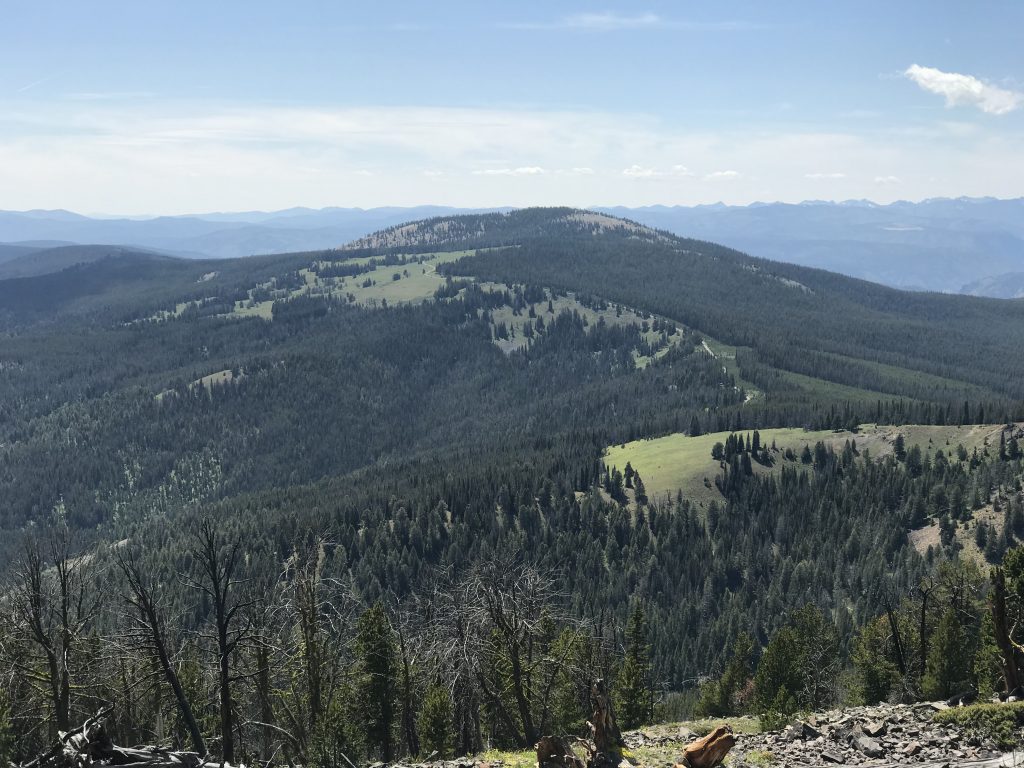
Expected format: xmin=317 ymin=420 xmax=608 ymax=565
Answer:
xmin=905 ymin=64 xmax=1022 ymax=115
xmin=505 ymin=14 xmax=761 ymax=32
xmin=3 ymin=103 xmax=1023 ymax=212
xmin=623 ymin=164 xmax=693 ymax=178
xmin=15 ymin=72 xmax=62 ymax=93
xmin=472 ymin=166 xmax=546 ymax=176
xmin=804 ymin=172 xmax=846 ymax=180
xmin=565 ymin=12 xmax=661 ymax=30
xmin=65 ymin=91 xmax=155 ymax=101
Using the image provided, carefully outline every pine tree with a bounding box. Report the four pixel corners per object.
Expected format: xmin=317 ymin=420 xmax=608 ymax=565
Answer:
xmin=354 ymin=603 xmax=399 ymax=761
xmin=418 ymin=683 xmax=453 ymax=759
xmin=851 ymin=616 xmax=900 ymax=705
xmin=893 ymin=433 xmax=906 ymax=461
xmin=922 ymin=608 xmax=972 ymax=700
xmin=755 ymin=626 xmax=800 ymax=711
xmin=617 ymin=603 xmax=652 ymax=729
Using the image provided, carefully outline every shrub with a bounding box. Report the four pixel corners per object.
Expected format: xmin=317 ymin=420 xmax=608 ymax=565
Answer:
xmin=933 ymin=702 xmax=1024 ymax=751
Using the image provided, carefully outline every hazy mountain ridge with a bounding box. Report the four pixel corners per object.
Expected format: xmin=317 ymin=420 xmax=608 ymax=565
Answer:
xmin=1 ymin=198 xmax=1022 ymax=294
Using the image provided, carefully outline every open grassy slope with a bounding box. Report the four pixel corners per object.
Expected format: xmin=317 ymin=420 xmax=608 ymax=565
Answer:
xmin=605 ymin=423 xmax=1011 ymax=507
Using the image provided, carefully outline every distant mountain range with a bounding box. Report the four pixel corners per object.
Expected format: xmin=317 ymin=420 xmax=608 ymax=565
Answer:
xmin=1 ymin=197 xmax=1022 ymax=296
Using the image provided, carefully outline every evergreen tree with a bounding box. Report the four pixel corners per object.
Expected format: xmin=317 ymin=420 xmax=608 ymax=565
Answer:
xmin=354 ymin=603 xmax=399 ymax=761
xmin=753 ymin=626 xmax=798 ymax=716
xmin=922 ymin=609 xmax=972 ymax=700
xmin=894 ymin=434 xmax=907 ymax=461
xmin=418 ymin=683 xmax=453 ymax=759
xmin=851 ymin=616 xmax=900 ymax=705
xmin=617 ymin=603 xmax=652 ymax=729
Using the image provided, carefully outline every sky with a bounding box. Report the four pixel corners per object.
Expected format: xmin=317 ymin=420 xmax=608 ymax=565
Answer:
xmin=1 ymin=1 xmax=1022 ymax=215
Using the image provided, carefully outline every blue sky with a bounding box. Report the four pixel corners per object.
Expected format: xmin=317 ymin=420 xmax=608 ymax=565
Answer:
xmin=2 ymin=1 xmax=1022 ymax=214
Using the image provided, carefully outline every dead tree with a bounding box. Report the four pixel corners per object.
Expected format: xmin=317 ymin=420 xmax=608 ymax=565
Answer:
xmin=463 ymin=560 xmax=564 ymax=748
xmin=188 ymin=521 xmax=251 ymax=766
xmin=116 ymin=548 xmax=206 ymax=755
xmin=990 ymin=566 xmax=1022 ymax=693
xmin=917 ymin=577 xmax=936 ymax=679
xmin=587 ymin=679 xmax=623 ymax=764
xmin=10 ymin=532 xmax=100 ymax=736
xmin=390 ymin=599 xmax=421 ymax=759
xmin=270 ymin=534 xmax=358 ymax=765
xmin=878 ymin=583 xmax=907 ymax=677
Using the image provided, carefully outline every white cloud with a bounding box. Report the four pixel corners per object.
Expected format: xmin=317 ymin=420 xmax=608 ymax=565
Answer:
xmin=874 ymin=175 xmax=900 ymax=185
xmin=623 ymin=164 xmax=692 ymax=178
xmin=505 ymin=15 xmax=763 ymax=32
xmin=804 ymin=172 xmax=846 ymax=180
xmin=623 ymin=164 xmax=658 ymax=177
xmin=905 ymin=64 xmax=1022 ymax=115
xmin=2 ymin=102 xmax=1023 ymax=212
xmin=472 ymin=166 xmax=546 ymax=176
xmin=564 ymin=12 xmax=661 ymax=30
xmin=705 ymin=170 xmax=740 ymax=180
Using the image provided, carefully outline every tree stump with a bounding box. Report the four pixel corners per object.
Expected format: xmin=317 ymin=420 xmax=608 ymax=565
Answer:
xmin=536 ymin=735 xmax=587 ymax=768
xmin=677 ymin=725 xmax=735 ymax=768
xmin=536 ymin=679 xmax=734 ymax=768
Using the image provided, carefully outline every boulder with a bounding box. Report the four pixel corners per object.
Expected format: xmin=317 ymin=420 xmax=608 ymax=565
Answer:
xmin=853 ymin=735 xmax=884 ymax=758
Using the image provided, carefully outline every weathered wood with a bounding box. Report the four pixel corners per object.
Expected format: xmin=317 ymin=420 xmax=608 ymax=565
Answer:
xmin=588 ymin=679 xmax=624 ymax=757
xmin=536 ymin=735 xmax=587 ymax=768
xmin=678 ymin=725 xmax=735 ymax=768
xmin=535 ymin=678 xmax=734 ymax=768
xmin=990 ymin=567 xmax=1023 ymax=695
xmin=15 ymin=707 xmax=226 ymax=768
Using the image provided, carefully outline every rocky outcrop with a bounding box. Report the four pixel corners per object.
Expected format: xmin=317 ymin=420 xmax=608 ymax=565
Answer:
xmin=727 ymin=703 xmax=1009 ymax=767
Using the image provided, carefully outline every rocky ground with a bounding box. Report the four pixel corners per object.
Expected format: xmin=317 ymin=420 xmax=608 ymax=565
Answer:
xmin=625 ymin=703 xmax=1020 ymax=767
xmin=383 ymin=703 xmax=1022 ymax=768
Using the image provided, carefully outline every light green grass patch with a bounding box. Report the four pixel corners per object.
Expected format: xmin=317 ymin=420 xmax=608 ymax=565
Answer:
xmin=604 ymin=423 xmax=1009 ymax=507
xmin=230 ymin=299 xmax=275 ymax=319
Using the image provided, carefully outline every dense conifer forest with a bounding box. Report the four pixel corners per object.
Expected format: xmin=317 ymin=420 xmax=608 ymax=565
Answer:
xmin=1 ymin=208 xmax=1023 ymax=765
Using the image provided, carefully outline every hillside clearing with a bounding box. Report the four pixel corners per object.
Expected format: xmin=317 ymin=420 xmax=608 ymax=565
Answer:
xmin=604 ymin=423 xmax=1011 ymax=507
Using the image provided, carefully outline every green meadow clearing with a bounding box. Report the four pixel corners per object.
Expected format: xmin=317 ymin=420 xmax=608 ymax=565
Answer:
xmin=604 ymin=423 xmax=1009 ymax=507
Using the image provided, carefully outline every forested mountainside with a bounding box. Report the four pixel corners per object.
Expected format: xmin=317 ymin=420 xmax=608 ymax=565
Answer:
xmin=1 ymin=208 xmax=1023 ymax=764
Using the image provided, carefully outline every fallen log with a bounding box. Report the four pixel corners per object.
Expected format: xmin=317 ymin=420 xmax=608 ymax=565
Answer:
xmin=14 ymin=707 xmax=226 ymax=768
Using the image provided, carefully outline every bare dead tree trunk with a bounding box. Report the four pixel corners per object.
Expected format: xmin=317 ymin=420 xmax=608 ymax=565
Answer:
xmin=255 ymin=644 xmax=274 ymax=761
xmin=880 ymin=586 xmax=907 ymax=676
xmin=991 ymin=566 xmax=1022 ymax=693
xmin=396 ymin=620 xmax=420 ymax=757
xmin=588 ymin=678 xmax=623 ymax=761
xmin=191 ymin=520 xmax=250 ymax=766
xmin=918 ymin=578 xmax=934 ymax=679
xmin=116 ymin=548 xmax=207 ymax=756
xmin=13 ymin=532 xmax=99 ymax=737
